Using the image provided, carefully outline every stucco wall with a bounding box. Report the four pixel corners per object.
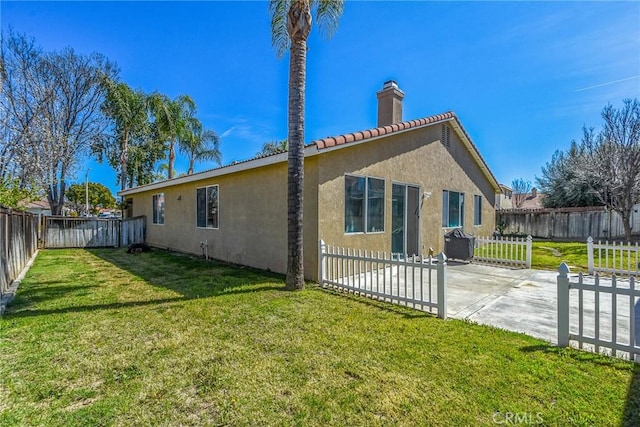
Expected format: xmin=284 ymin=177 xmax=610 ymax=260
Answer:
xmin=129 ymin=159 xmax=319 ymax=278
xmin=317 ymin=123 xmax=496 ymax=258
xmin=125 ymin=121 xmax=496 ymax=282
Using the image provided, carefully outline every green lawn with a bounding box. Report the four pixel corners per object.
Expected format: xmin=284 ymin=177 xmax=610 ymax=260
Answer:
xmin=1 ymin=249 xmax=638 ymax=426
xmin=531 ymin=241 xmax=589 ymax=272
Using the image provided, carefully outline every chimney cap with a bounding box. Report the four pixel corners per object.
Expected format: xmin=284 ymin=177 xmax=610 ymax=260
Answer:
xmin=383 ymin=80 xmax=399 ymax=89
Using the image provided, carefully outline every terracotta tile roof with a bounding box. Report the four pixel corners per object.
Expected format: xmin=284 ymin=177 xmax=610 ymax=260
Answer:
xmin=311 ymin=112 xmax=456 ymax=150
xmin=120 ymin=110 xmax=501 ymax=195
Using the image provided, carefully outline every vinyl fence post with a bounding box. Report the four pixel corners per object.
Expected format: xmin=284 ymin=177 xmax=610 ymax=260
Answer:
xmin=437 ymin=252 xmax=447 ymax=320
xmin=587 ymin=236 xmax=594 ymax=275
xmin=318 ymin=240 xmax=326 ymax=286
xmin=526 ymin=235 xmax=532 ymax=269
xmin=557 ymin=262 xmax=571 ymax=347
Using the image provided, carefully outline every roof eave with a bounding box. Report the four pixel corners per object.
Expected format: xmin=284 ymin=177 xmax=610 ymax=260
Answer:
xmin=118 ymin=152 xmax=289 ymax=197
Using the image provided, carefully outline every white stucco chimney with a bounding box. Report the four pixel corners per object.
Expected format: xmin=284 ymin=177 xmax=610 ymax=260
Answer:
xmin=376 ymin=80 xmax=404 ymax=127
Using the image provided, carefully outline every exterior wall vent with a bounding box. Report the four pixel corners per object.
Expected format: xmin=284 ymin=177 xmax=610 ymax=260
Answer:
xmin=441 ymin=124 xmax=451 ymax=148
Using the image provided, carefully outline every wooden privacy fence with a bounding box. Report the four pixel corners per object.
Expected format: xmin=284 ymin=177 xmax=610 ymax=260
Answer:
xmin=1 ymin=207 xmax=38 ymax=298
xmin=319 ymin=240 xmax=448 ymax=319
xmin=557 ymin=263 xmax=640 ymax=361
xmin=474 ymin=235 xmax=532 ymax=268
xmin=43 ymin=216 xmax=146 ymax=248
xmin=587 ymin=237 xmax=640 ymax=276
xmin=499 ymin=207 xmax=640 ymax=240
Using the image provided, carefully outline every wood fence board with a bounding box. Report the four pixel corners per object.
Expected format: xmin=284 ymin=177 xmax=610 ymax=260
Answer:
xmin=43 ymin=216 xmax=145 ymax=249
xmin=0 ymin=207 xmax=38 ymax=297
xmin=499 ymin=208 xmax=638 ymax=240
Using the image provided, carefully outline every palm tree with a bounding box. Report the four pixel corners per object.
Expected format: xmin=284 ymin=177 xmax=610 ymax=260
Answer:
xmin=179 ymin=117 xmax=222 ymax=174
xmin=150 ymin=93 xmax=196 ymax=179
xmin=257 ymin=139 xmax=288 ymax=156
xmin=100 ymin=78 xmax=149 ymax=191
xmin=269 ymin=0 xmax=344 ymax=290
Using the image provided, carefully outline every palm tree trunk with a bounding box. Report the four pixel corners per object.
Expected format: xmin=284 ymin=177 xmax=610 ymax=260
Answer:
xmin=285 ymin=37 xmax=307 ymax=291
xmin=120 ymin=129 xmax=129 ymax=192
xmin=168 ymin=139 xmax=175 ymax=179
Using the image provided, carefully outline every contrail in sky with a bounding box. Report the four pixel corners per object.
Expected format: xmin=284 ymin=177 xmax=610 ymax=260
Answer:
xmin=575 ymin=75 xmax=640 ymax=92
xmin=220 ymin=127 xmax=236 ymax=138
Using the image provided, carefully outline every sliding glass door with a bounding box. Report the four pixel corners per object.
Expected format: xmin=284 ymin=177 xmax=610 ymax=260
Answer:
xmin=391 ymin=183 xmax=420 ymax=256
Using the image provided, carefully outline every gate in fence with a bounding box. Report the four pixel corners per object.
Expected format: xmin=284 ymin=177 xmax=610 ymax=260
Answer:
xmin=43 ymin=216 xmax=146 ymax=249
xmin=318 ymin=240 xmax=448 ymax=319
xmin=557 ymin=263 xmax=640 ymax=361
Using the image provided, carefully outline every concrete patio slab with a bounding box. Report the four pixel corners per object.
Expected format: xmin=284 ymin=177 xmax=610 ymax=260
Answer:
xmin=446 ymin=262 xmax=638 ymax=356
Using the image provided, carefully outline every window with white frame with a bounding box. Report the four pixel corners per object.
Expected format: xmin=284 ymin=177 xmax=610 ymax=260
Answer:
xmin=442 ymin=190 xmax=464 ymax=228
xmin=196 ymin=185 xmax=219 ymax=228
xmin=474 ymin=195 xmax=482 ymax=226
xmin=152 ymin=193 xmax=165 ymax=225
xmin=345 ymin=175 xmax=385 ymax=233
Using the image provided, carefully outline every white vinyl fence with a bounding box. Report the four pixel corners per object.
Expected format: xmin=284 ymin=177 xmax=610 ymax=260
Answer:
xmin=319 ymin=240 xmax=447 ymax=319
xmin=587 ymin=237 xmax=640 ymax=276
xmin=557 ymin=263 xmax=640 ymax=361
xmin=473 ymin=235 xmax=532 ymax=268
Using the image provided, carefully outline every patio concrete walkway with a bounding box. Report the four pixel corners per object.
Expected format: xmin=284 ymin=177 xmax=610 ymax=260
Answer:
xmin=447 ymin=262 xmax=640 ymax=358
xmin=447 ymin=263 xmax=567 ymax=345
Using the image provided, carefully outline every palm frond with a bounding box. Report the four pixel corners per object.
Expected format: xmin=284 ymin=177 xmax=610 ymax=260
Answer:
xmin=196 ymin=148 xmax=222 ymax=165
xmin=313 ymin=0 xmax=344 ymax=39
xmin=269 ymin=0 xmax=292 ymax=58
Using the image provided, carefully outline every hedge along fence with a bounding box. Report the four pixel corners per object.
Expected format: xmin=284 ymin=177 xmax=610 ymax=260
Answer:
xmin=1 ymin=206 xmax=38 ymax=299
xmin=498 ymin=206 xmax=640 ymax=240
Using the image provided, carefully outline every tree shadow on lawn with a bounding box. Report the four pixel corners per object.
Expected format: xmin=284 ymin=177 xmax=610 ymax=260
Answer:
xmin=10 ymin=284 xmax=98 ymax=306
xmin=623 ymin=363 xmax=640 ymax=427
xmin=319 ymin=286 xmax=435 ymax=320
xmin=6 ymin=297 xmax=187 ymax=319
xmin=520 ymin=344 xmax=640 ymax=426
xmin=6 ymin=248 xmax=285 ymax=318
xmin=88 ymin=247 xmax=286 ymax=296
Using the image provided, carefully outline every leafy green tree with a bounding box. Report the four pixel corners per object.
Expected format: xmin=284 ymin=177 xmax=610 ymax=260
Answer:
xmin=179 ymin=116 xmax=221 ymax=174
xmin=257 ymin=139 xmax=288 ymax=156
xmin=66 ymin=182 xmax=116 ymax=215
xmin=0 ymin=176 xmax=39 ymax=208
xmin=149 ymin=93 xmax=196 ymax=179
xmin=125 ymin=138 xmax=167 ymax=187
xmin=269 ymin=0 xmax=344 ymax=290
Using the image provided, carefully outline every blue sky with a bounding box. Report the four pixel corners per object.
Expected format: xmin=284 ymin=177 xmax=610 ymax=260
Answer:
xmin=2 ymin=1 xmax=639 ymax=197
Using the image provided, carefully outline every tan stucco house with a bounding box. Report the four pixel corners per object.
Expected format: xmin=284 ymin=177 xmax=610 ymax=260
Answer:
xmin=119 ymin=81 xmax=501 ymax=281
